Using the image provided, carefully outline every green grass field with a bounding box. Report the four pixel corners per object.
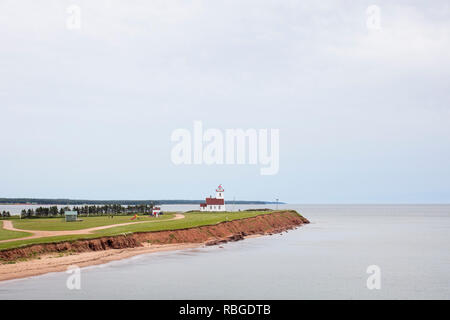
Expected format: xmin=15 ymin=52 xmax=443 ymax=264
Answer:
xmin=11 ymin=214 xmax=175 ymax=231
xmin=0 ymin=211 xmax=277 ymax=251
xmin=0 ymin=225 xmax=31 ymax=242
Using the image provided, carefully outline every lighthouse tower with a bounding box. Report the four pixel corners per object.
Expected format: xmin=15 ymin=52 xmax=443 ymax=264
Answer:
xmin=216 ymin=184 xmax=224 ymax=199
xmin=199 ymin=185 xmax=226 ymax=212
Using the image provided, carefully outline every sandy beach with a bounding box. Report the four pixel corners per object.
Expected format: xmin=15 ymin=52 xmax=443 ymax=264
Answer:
xmin=0 ymin=235 xmax=266 ymax=282
xmin=0 ymin=242 xmax=204 ymax=282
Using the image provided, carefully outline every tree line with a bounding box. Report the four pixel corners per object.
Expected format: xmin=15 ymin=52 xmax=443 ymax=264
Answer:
xmin=20 ymin=204 xmax=155 ymax=218
xmin=1 ymin=211 xmax=11 ymax=218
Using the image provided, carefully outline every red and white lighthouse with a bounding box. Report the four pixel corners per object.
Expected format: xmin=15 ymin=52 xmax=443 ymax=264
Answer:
xmin=200 ymin=185 xmax=226 ymax=212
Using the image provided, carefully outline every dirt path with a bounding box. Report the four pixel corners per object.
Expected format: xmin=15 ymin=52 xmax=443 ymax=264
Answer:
xmin=0 ymin=214 xmax=185 ymax=244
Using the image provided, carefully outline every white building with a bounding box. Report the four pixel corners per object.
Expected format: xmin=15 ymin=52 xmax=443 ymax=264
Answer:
xmin=152 ymin=206 xmax=161 ymax=217
xmin=200 ymin=185 xmax=226 ymax=212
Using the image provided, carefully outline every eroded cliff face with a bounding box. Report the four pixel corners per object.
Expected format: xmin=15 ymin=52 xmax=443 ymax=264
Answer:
xmin=0 ymin=211 xmax=309 ymax=261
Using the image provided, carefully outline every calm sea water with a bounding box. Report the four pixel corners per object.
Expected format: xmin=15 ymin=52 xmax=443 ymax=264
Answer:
xmin=0 ymin=204 xmax=449 ymax=299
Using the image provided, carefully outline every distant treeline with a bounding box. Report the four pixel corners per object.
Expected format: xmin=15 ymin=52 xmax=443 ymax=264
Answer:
xmin=1 ymin=211 xmax=11 ymax=217
xmin=0 ymin=198 xmax=280 ymax=205
xmin=20 ymin=204 xmax=155 ymax=218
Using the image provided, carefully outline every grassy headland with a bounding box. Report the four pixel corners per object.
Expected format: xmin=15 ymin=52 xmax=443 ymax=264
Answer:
xmin=0 ymin=210 xmax=286 ymax=251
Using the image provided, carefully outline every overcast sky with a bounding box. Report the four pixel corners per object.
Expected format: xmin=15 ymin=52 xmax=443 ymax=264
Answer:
xmin=1 ymin=0 xmax=449 ymax=203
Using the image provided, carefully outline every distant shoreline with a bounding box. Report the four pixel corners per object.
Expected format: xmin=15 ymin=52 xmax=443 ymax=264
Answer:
xmin=0 ymin=199 xmax=284 ymax=206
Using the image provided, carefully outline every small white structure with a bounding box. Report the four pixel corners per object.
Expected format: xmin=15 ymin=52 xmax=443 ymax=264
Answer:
xmin=200 ymin=185 xmax=226 ymax=212
xmin=65 ymin=211 xmax=78 ymax=222
xmin=152 ymin=206 xmax=161 ymax=217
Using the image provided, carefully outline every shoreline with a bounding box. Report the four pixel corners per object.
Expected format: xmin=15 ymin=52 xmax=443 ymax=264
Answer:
xmin=0 ymin=234 xmax=265 ymax=283
xmin=0 ymin=242 xmax=203 ymax=282
xmin=0 ymin=211 xmax=309 ymax=282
